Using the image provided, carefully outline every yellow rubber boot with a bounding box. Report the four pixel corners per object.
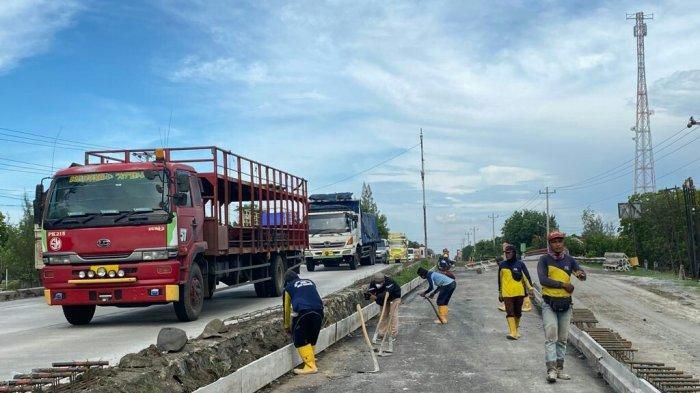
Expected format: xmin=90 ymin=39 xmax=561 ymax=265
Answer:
xmin=434 ymin=305 xmax=448 ymax=324
xmin=515 ymin=317 xmax=521 ymax=338
xmin=506 ymin=317 xmax=518 ymax=340
xmin=293 ymin=344 xmax=318 ymax=375
xmin=498 ymin=302 xmax=506 ymax=312
xmin=522 ymin=296 xmax=532 ymax=312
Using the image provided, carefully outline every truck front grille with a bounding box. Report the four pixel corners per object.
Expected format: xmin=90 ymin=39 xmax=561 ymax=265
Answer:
xmin=310 ymin=241 xmax=346 ymax=249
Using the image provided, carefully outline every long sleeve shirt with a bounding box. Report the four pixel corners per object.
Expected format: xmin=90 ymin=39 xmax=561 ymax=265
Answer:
xmin=497 ymin=259 xmax=532 ymax=297
xmin=368 ymin=276 xmax=401 ymax=305
xmin=423 ymin=271 xmax=454 ymax=295
xmin=283 ymin=278 xmax=323 ymax=331
xmin=537 ymin=254 xmax=584 ymax=298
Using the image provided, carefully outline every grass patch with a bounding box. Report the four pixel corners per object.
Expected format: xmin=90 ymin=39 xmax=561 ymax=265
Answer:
xmin=393 ymin=259 xmax=433 ymax=286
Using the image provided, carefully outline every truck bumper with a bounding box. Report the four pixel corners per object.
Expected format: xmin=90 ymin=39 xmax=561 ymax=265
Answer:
xmin=305 ymin=248 xmax=354 ymax=262
xmin=42 ymin=260 xmax=181 ymax=306
xmin=44 ymin=284 xmax=179 ymax=306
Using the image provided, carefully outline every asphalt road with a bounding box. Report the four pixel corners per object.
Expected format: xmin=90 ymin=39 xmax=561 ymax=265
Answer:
xmin=0 ymin=263 xmax=389 ymax=380
xmin=265 ymin=266 xmax=612 ymax=393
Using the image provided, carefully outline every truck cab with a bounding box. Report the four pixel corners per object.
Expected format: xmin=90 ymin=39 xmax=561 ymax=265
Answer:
xmin=305 ymin=193 xmax=379 ymax=270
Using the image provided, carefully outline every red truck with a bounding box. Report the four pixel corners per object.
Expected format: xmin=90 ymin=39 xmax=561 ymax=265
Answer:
xmin=33 ymin=147 xmax=308 ymax=325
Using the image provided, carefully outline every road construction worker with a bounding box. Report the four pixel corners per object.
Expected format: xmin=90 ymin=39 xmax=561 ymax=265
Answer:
xmin=497 ymin=244 xmax=534 ymax=340
xmin=283 ymin=270 xmax=324 ymax=375
xmin=498 ymin=242 xmax=509 ymax=312
xmin=438 ymin=248 xmax=456 ymax=280
xmin=417 ymin=267 xmax=456 ymax=324
xmin=537 ymin=231 xmax=587 ymax=383
xmin=367 ymin=272 xmax=401 ymax=342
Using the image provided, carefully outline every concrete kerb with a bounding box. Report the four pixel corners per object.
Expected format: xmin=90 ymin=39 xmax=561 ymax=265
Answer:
xmin=530 ymin=285 xmax=659 ymax=393
xmin=0 ymin=287 xmax=44 ymax=302
xmin=195 ymin=274 xmax=425 ymax=393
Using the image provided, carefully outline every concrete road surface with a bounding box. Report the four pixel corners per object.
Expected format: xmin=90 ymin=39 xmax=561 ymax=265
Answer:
xmin=0 ymin=263 xmax=389 ymax=380
xmin=264 ymin=267 xmax=612 ymax=393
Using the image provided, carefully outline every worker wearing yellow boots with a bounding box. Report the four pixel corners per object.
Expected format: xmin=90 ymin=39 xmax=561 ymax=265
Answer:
xmin=497 ymin=244 xmax=534 ymax=340
xmin=417 ymin=267 xmax=456 ymax=324
xmin=283 ymin=270 xmax=324 ymax=375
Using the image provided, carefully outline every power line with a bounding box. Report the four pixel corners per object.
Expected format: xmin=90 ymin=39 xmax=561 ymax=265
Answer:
xmin=0 ymin=126 xmax=111 ymax=149
xmin=310 ymin=143 xmax=420 ymax=192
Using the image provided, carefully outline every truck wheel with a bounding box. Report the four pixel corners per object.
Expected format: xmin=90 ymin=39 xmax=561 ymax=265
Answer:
xmin=204 ymin=260 xmax=216 ymax=300
xmin=62 ymin=305 xmax=96 ymax=325
xmin=306 ymin=259 xmax=316 ymax=272
xmin=349 ymin=253 xmax=359 ymax=270
xmin=265 ymin=255 xmax=286 ymax=297
xmin=174 ymin=263 xmax=204 ymax=322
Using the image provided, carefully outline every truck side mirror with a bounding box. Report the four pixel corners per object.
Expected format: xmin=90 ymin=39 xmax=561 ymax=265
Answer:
xmin=174 ymin=192 xmax=188 ymax=206
xmin=144 ymin=169 xmax=158 ymax=180
xmin=33 ymin=184 xmax=44 ymax=225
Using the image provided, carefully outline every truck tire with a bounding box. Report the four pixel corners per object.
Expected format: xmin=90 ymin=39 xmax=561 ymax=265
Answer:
xmin=62 ymin=305 xmax=96 ymax=325
xmin=349 ymin=253 xmax=359 ymax=270
xmin=306 ymin=259 xmax=316 ymax=272
xmin=174 ymin=263 xmax=204 ymax=322
xmin=265 ymin=254 xmax=286 ymax=297
xmin=204 ymin=260 xmax=216 ymax=300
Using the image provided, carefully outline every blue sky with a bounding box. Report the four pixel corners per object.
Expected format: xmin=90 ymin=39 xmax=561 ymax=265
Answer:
xmin=0 ymin=0 xmax=699 ymax=252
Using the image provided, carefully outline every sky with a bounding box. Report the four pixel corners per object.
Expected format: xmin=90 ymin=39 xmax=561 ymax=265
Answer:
xmin=0 ymin=0 xmax=698 ymax=252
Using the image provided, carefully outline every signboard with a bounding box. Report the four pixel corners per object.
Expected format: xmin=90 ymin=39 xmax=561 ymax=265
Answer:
xmin=618 ymin=202 xmax=642 ymax=219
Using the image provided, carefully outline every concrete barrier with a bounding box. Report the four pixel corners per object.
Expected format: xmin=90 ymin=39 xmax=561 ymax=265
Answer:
xmin=0 ymin=287 xmax=44 ymax=302
xmin=530 ymin=284 xmax=659 ymax=393
xmin=196 ymin=275 xmax=424 ymax=393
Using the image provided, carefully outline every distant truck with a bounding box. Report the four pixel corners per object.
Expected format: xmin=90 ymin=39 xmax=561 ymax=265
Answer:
xmin=388 ymin=232 xmax=408 ymax=263
xmin=34 ymin=147 xmax=307 ymax=325
xmin=305 ymin=193 xmax=380 ymax=270
xmin=375 ymin=239 xmax=390 ymax=264
xmin=407 ymin=248 xmax=415 ymax=262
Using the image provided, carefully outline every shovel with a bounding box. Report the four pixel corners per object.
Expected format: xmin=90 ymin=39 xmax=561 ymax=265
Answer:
xmin=356 ymin=304 xmax=380 ymax=373
xmin=424 ymin=296 xmax=445 ymax=324
xmin=372 ymin=294 xmax=390 ymax=344
xmin=377 ymin=303 xmax=395 ymax=357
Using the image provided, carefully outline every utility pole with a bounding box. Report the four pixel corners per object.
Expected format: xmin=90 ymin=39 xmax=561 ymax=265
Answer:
xmin=539 ymin=187 xmax=556 ymax=239
xmin=682 ymin=178 xmax=698 ymax=279
xmin=488 ymin=213 xmax=499 ymax=247
xmin=627 ymin=11 xmax=656 ymax=194
xmin=471 ymin=226 xmax=479 ymax=259
xmin=420 ymin=129 xmax=428 ymax=252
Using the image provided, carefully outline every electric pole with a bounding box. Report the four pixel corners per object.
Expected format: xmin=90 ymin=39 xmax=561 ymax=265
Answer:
xmin=539 ymin=187 xmax=556 ymax=241
xmin=627 ymin=11 xmax=656 ymax=194
xmin=471 ymin=226 xmax=479 ymax=259
xmin=488 ymin=213 xmax=499 ymax=247
xmin=420 ymin=129 xmax=428 ymax=252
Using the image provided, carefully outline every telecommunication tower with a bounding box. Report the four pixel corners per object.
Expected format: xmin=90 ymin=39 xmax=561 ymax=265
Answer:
xmin=627 ymin=11 xmax=656 ymax=194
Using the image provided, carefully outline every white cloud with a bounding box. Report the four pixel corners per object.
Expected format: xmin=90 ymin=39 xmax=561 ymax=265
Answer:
xmin=0 ymin=0 xmax=81 ymax=73
xmin=479 ymin=165 xmax=545 ymax=186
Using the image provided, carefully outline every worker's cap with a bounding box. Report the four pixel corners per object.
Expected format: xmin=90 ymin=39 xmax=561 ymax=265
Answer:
xmin=504 ymin=244 xmax=516 ymax=253
xmin=372 ymin=272 xmax=385 ymax=283
xmin=284 ymin=269 xmax=298 ymax=284
xmin=442 ymin=248 xmax=449 ymax=253
xmin=547 ymin=231 xmax=566 ymax=241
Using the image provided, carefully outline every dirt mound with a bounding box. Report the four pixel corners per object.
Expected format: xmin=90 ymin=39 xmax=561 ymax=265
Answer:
xmin=59 ymin=272 xmax=394 ymax=393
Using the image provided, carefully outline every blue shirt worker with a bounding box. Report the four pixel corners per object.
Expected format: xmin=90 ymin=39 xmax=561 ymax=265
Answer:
xmin=498 ymin=244 xmax=533 ymax=340
xmin=283 ymin=270 xmax=324 ymax=375
xmin=537 ymin=231 xmax=587 ymax=383
xmin=417 ymin=267 xmax=456 ymax=324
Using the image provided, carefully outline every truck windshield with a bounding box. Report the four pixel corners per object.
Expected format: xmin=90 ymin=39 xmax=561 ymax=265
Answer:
xmin=389 ymin=240 xmax=404 ymax=247
xmin=309 ymin=213 xmax=350 ymax=234
xmin=44 ymin=170 xmax=169 ymax=228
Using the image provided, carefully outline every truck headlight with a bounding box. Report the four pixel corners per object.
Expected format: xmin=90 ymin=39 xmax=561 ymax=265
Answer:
xmin=46 ymin=255 xmax=71 ymax=264
xmin=97 ymin=267 xmax=107 ymax=277
xmin=142 ymin=250 xmax=169 ymax=261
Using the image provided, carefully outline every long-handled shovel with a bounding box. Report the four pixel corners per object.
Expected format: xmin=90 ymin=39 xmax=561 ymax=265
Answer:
xmin=372 ymin=294 xmax=390 ymax=344
xmin=424 ymin=296 xmax=445 ymax=324
xmin=377 ymin=303 xmax=395 ymax=357
xmin=356 ymin=304 xmax=380 ymax=373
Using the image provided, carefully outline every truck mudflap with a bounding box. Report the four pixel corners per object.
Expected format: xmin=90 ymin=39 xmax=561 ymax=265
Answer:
xmin=44 ymin=284 xmax=179 ymax=306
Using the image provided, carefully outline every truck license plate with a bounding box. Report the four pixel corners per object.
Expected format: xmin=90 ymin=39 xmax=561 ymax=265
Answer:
xmin=323 ymin=250 xmax=332 ymax=256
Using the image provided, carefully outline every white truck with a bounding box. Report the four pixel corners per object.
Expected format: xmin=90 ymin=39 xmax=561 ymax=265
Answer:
xmin=305 ymin=193 xmax=380 ymax=270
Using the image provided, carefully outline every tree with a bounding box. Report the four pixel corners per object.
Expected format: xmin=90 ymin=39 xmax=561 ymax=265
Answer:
xmin=0 ymin=198 xmax=39 ymax=286
xmin=360 ymin=182 xmax=390 ymax=238
xmin=502 ymin=210 xmax=558 ymax=249
xmin=581 ymin=208 xmax=605 ymax=237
